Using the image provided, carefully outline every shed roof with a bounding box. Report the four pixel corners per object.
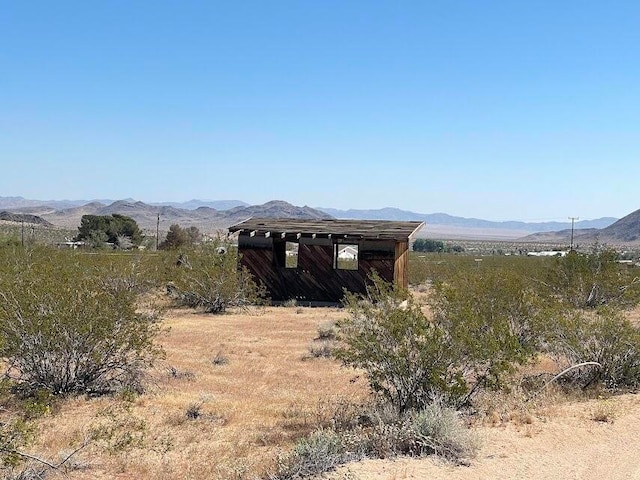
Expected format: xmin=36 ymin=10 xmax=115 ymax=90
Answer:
xmin=228 ymin=218 xmax=425 ymax=241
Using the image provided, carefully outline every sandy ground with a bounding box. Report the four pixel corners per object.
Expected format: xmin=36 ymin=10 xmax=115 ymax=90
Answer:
xmin=330 ymin=393 xmax=640 ymax=480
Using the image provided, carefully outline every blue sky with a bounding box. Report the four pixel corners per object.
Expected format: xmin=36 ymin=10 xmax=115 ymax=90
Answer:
xmin=1 ymin=1 xmax=639 ymax=221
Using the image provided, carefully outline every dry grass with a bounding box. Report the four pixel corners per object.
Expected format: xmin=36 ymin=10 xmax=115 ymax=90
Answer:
xmin=10 ymin=297 xmax=640 ymax=480
xmin=627 ymin=304 xmax=640 ymax=326
xmin=21 ymin=305 xmax=368 ymax=480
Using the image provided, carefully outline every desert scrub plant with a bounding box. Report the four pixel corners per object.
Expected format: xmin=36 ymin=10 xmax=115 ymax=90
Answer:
xmin=543 ymin=248 xmax=640 ymax=309
xmin=211 ymin=350 xmax=229 ymax=366
xmin=316 ymin=320 xmax=338 ymax=340
xmin=402 ymin=401 xmax=478 ymax=461
xmin=0 ymin=246 xmax=163 ymax=395
xmin=304 ymin=321 xmax=339 ymax=358
xmin=306 ymin=339 xmax=336 ymax=359
xmin=545 ymin=307 xmax=640 ymax=390
xmin=90 ymin=402 xmax=148 ymax=454
xmin=268 ymin=429 xmax=358 ymax=480
xmin=337 ymin=270 xmax=556 ymax=413
xmin=168 ymin=241 xmax=265 ymax=313
xmin=267 ymin=398 xmax=478 ymax=478
xmin=430 ymin=268 xmax=553 ymax=403
xmin=591 ymin=399 xmax=617 ymax=423
xmin=0 ymin=417 xmax=35 ymax=471
xmin=335 ymin=273 xmax=467 ymax=414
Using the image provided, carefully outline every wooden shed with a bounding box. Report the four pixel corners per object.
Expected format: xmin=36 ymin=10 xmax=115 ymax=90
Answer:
xmin=228 ymin=218 xmax=424 ymax=305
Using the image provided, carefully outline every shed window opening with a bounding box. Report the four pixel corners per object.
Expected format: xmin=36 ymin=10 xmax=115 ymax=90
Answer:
xmin=285 ymin=242 xmax=299 ymax=268
xmin=334 ymin=244 xmax=358 ymax=270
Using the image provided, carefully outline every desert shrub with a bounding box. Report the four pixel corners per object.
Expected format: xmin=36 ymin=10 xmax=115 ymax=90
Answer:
xmin=167 ymin=366 xmax=196 ymax=381
xmin=351 ymin=401 xmax=477 ymax=462
xmin=546 ymin=308 xmax=640 ymax=390
xmin=267 ymin=397 xmax=477 ymax=479
xmin=335 ymin=274 xmax=466 ymax=414
xmin=0 ymin=247 xmax=162 ymax=395
xmin=90 ymin=402 xmax=148 ymax=453
xmin=402 ymin=401 xmax=478 ymax=460
xmin=431 ymin=268 xmax=552 ymax=402
xmin=211 ymin=350 xmax=229 ymax=366
xmin=316 ymin=320 xmax=338 ymax=340
xmin=269 ymin=429 xmax=356 ymax=480
xmin=337 ymin=270 xmax=553 ymax=412
xmin=185 ymin=401 xmax=205 ymax=420
xmin=306 ymin=339 xmax=336 ymax=359
xmin=168 ymin=241 xmax=265 ymax=313
xmin=0 ymin=418 xmax=34 ymax=470
xmin=544 ymin=248 xmax=640 ymax=309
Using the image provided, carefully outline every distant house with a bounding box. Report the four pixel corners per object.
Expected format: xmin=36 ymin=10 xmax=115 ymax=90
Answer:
xmin=527 ymin=250 xmax=568 ymax=257
xmin=337 ymin=245 xmax=358 ymax=260
xmin=228 ymin=218 xmax=424 ymax=304
xmin=55 ymin=241 xmax=85 ymax=250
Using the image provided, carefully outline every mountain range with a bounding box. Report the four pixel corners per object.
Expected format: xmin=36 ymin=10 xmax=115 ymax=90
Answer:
xmin=0 ymin=196 xmax=248 ymax=212
xmin=1 ymin=196 xmax=636 ymax=244
xmin=0 ymin=198 xmax=331 ymax=233
xmin=521 ymin=208 xmax=640 ymax=245
xmin=317 ymin=207 xmax=616 ymax=233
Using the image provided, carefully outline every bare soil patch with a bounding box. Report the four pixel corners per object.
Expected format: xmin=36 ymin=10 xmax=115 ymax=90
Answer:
xmin=330 ymin=393 xmax=640 ymax=480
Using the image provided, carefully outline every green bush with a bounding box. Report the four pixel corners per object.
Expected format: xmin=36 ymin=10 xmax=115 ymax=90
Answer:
xmin=0 ymin=247 xmax=162 ymax=395
xmin=335 ymin=274 xmax=466 ymax=414
xmin=0 ymin=417 xmax=34 ymax=469
xmin=431 ymin=268 xmax=551 ymax=401
xmin=168 ymin=241 xmax=265 ymax=313
xmin=266 ymin=398 xmax=478 ymax=479
xmin=546 ymin=308 xmax=640 ymax=389
xmin=337 ymin=270 xmax=552 ymax=412
xmin=544 ymin=248 xmax=640 ymax=309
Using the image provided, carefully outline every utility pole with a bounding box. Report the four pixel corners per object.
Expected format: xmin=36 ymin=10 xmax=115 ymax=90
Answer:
xmin=569 ymin=216 xmax=579 ymax=251
xmin=156 ymin=213 xmax=160 ymax=250
xmin=21 ymin=220 xmax=25 ymax=247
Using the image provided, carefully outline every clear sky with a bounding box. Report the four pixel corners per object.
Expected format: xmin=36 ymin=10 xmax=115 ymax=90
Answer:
xmin=1 ymin=1 xmax=639 ymax=221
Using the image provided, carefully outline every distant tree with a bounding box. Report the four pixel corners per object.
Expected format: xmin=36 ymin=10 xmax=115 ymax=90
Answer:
xmin=413 ymin=239 xmax=445 ymax=253
xmin=185 ymin=226 xmax=202 ymax=245
xmin=75 ymin=214 xmax=143 ymax=247
xmin=109 ymin=214 xmax=143 ymax=246
xmin=159 ymin=224 xmax=202 ymax=250
xmin=86 ymin=230 xmax=109 ymax=249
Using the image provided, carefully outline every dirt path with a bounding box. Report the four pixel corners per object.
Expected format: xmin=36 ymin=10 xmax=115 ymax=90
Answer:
xmin=330 ymin=394 xmax=640 ymax=480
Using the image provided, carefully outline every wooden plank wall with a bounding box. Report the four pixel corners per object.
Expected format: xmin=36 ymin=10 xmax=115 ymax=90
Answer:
xmin=238 ymin=234 xmax=397 ymax=304
xmin=393 ymin=241 xmax=409 ymax=289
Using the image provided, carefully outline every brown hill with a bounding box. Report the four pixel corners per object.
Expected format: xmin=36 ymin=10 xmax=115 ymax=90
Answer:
xmin=0 ymin=211 xmax=53 ymax=227
xmin=32 ymin=200 xmax=332 ymax=233
xmin=226 ymin=200 xmax=332 ymax=221
xmin=519 ymin=208 xmax=640 ymax=245
xmin=598 ymin=208 xmax=640 ymax=243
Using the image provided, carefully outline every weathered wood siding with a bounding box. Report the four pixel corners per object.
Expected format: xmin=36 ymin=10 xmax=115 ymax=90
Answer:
xmin=238 ymin=234 xmax=398 ymax=303
xmin=393 ymin=241 xmax=409 ymax=289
